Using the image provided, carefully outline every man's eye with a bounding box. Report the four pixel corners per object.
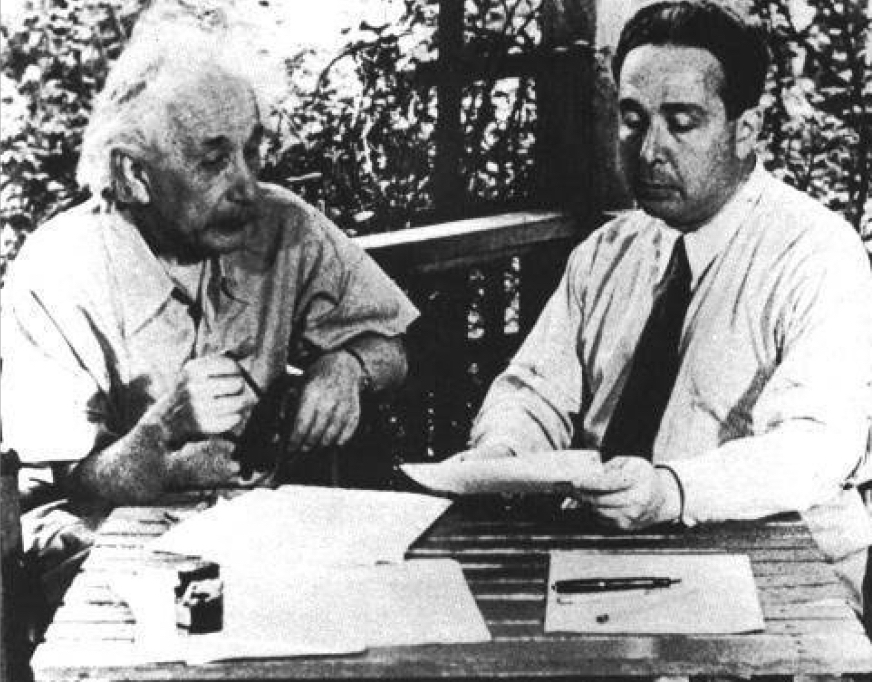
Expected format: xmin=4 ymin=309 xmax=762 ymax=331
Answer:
xmin=668 ymin=113 xmax=697 ymax=132
xmin=620 ymin=111 xmax=645 ymax=131
xmin=201 ymin=153 xmax=230 ymax=170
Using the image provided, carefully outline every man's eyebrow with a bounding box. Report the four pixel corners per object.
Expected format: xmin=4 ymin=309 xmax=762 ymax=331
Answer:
xmin=660 ymin=102 xmax=707 ymax=115
xmin=618 ymin=98 xmax=645 ymax=111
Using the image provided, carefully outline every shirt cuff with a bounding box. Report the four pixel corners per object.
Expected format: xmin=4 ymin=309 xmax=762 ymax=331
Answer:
xmin=654 ymin=462 xmax=689 ymax=526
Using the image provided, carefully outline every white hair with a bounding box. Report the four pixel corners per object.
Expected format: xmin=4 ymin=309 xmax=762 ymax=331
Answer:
xmin=77 ymin=0 xmax=277 ymax=199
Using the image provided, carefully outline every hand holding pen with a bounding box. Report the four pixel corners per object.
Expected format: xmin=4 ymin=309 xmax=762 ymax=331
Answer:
xmin=156 ymin=353 xmax=255 ymax=444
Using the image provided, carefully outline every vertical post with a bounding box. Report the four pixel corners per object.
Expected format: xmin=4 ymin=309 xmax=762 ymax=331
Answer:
xmin=521 ymin=0 xmax=598 ymax=333
xmin=1 ymin=449 xmax=30 ymax=682
xmin=430 ymin=2 xmax=470 ymax=457
xmin=396 ymin=275 xmax=434 ymax=462
xmin=592 ymin=0 xmax=634 ymax=210
xmin=433 ymin=0 xmax=465 ymax=219
xmin=430 ymin=270 xmax=471 ymax=458
xmin=534 ymin=0 xmax=596 ymax=214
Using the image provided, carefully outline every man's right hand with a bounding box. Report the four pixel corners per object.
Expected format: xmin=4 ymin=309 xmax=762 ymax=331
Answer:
xmin=155 ymin=354 xmax=254 ymax=444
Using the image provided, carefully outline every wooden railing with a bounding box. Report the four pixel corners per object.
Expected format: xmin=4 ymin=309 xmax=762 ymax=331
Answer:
xmin=346 ymin=210 xmax=587 ymax=484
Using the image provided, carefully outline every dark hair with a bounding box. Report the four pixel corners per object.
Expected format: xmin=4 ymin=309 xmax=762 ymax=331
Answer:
xmin=612 ymin=1 xmax=769 ymax=119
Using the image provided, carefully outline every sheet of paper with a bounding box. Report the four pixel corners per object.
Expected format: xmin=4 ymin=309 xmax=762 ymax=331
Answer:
xmin=109 ymin=559 xmax=488 ymax=664
xmin=400 ymin=450 xmax=603 ymax=495
xmin=322 ymin=559 xmax=491 ymax=647
xmin=545 ymin=551 xmax=765 ymax=634
xmin=150 ymin=485 xmax=451 ymax=568
xmin=109 ymin=565 xmax=365 ymax=665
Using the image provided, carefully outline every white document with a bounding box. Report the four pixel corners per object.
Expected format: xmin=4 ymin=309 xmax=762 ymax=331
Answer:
xmin=109 ymin=566 xmax=366 ymax=665
xmin=150 ymin=485 xmax=452 ymax=568
xmin=401 ymin=450 xmax=603 ymax=495
xmin=545 ymin=551 xmax=766 ymax=634
xmin=231 ymin=558 xmax=491 ymax=649
xmin=109 ymin=559 xmax=488 ymax=664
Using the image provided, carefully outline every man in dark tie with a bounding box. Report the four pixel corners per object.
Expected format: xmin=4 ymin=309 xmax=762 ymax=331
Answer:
xmin=455 ymin=1 xmax=872 ymax=624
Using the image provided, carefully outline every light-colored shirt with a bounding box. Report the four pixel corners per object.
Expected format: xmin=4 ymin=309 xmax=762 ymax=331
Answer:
xmin=471 ymin=166 xmax=872 ymax=561
xmin=1 ymin=183 xmax=418 ymax=464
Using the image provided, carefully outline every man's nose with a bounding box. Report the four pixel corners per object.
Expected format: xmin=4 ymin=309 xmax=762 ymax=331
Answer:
xmin=227 ymin=157 xmax=258 ymax=204
xmin=640 ymin=122 xmax=667 ymax=164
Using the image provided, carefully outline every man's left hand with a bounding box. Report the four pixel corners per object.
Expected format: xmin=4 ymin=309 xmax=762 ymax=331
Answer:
xmin=286 ymin=351 xmax=363 ymax=454
xmin=571 ymin=457 xmax=681 ymax=530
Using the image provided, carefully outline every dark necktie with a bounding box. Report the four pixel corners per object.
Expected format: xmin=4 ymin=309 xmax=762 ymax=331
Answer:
xmin=600 ymin=237 xmax=692 ymax=460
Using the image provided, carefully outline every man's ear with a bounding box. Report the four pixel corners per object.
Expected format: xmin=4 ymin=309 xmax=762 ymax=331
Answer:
xmin=110 ymin=149 xmax=151 ymax=205
xmin=734 ymin=106 xmax=762 ymax=160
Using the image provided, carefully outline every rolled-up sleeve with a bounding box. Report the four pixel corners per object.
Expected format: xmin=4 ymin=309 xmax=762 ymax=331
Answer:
xmin=470 ymin=246 xmax=588 ymax=455
xmin=292 ymin=214 xmax=419 ymax=352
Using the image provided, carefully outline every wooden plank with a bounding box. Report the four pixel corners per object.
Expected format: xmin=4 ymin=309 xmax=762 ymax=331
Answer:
xmin=33 ymin=634 xmax=872 ymax=680
xmin=355 ymin=211 xmax=577 ymax=274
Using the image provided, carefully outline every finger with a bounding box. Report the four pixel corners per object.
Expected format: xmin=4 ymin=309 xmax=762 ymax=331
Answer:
xmin=302 ymin=401 xmax=338 ymax=451
xmin=327 ymin=395 xmax=359 ymax=447
xmin=205 ymin=393 xmax=250 ymax=418
xmin=580 ymin=489 xmax=636 ymax=509
xmin=287 ymin=389 xmax=319 ymax=452
xmin=336 ymin=406 xmax=360 ymax=446
xmin=194 ymin=395 xmax=251 ymax=432
xmin=317 ymin=412 xmax=346 ymax=449
xmin=186 ymin=355 xmax=242 ymax=379
xmin=575 ymin=460 xmax=644 ymax=494
xmin=571 ymin=475 xmax=634 ymax=495
xmin=206 ymin=376 xmax=246 ymax=398
xmin=591 ymin=508 xmax=633 ymax=530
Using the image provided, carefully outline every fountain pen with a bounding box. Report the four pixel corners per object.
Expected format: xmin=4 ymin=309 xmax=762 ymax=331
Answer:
xmin=552 ymin=576 xmax=681 ymax=594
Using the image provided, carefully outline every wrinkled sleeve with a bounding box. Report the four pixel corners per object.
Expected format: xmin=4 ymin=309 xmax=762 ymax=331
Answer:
xmin=292 ymin=212 xmax=418 ymax=352
xmin=671 ymin=229 xmax=872 ymax=536
xmin=1 ymin=261 xmax=111 ymax=465
xmin=469 ymin=246 xmax=588 ymax=455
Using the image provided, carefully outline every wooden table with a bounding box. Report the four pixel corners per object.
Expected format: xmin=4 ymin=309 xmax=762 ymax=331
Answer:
xmin=31 ymin=493 xmax=872 ymax=680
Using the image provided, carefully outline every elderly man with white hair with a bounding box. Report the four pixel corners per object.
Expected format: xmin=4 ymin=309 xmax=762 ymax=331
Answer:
xmin=0 ymin=3 xmax=418 ymax=620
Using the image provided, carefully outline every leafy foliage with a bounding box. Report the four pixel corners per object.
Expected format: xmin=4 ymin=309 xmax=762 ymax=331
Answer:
xmin=1 ymin=0 xmax=142 ymax=278
xmin=262 ymin=0 xmax=541 ymax=233
xmin=752 ymin=0 xmax=870 ymax=239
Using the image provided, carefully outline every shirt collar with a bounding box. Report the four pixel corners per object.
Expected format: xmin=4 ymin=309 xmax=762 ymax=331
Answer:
xmin=101 ymin=207 xmax=251 ymax=334
xmin=681 ymin=162 xmax=767 ymax=284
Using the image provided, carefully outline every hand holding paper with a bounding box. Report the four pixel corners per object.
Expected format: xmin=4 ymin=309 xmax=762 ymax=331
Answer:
xmin=567 ymin=457 xmax=683 ymax=530
xmin=400 ymin=449 xmax=604 ymax=495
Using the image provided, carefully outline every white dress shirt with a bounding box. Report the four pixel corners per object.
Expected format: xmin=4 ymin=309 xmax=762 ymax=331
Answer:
xmin=471 ymin=165 xmax=872 ymax=563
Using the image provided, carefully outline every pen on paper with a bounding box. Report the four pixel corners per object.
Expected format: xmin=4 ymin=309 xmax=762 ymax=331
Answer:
xmin=555 ymin=584 xmax=700 ymax=624
xmin=552 ymin=576 xmax=681 ymax=594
